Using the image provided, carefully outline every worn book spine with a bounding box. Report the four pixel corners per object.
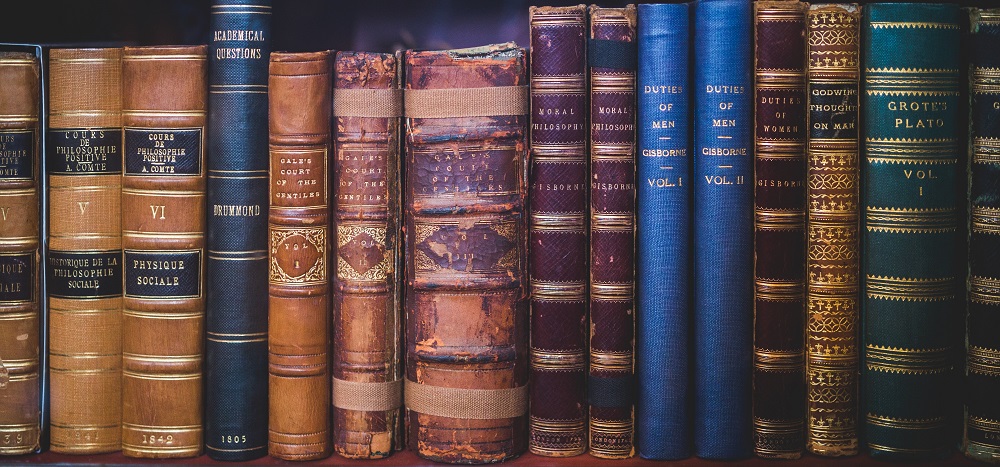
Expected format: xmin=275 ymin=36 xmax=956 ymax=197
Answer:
xmin=205 ymin=0 xmax=271 ymax=461
xmin=587 ymin=5 xmax=636 ymax=460
xmin=47 ymin=47 xmax=123 ymax=455
xmin=403 ymin=43 xmax=528 ymax=464
xmin=862 ymin=3 xmax=962 ymax=460
xmin=692 ymin=0 xmax=754 ymax=459
xmin=267 ymin=50 xmax=332 ymax=462
xmin=331 ymin=50 xmax=403 ymax=460
xmin=527 ymin=4 xmax=588 ymax=458
xmin=805 ymin=3 xmax=860 ymax=457
xmin=121 ymin=45 xmax=207 ymax=459
xmin=0 ymin=50 xmax=41 ymax=456
xmin=635 ymin=2 xmax=690 ymax=460
xmin=753 ymin=0 xmax=808 ymax=459
xmin=966 ymin=7 xmax=1000 ymax=464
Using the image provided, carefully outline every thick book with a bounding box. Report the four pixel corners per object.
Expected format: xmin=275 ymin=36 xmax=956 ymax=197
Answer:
xmin=692 ymin=0 xmax=754 ymax=459
xmin=331 ymin=50 xmax=403 ymax=459
xmin=527 ymin=4 xmax=589 ymax=458
xmin=587 ymin=5 xmax=636 ymax=460
xmin=47 ymin=47 xmax=123 ymax=455
xmin=0 ymin=49 xmax=41 ymax=456
xmin=752 ymin=0 xmax=808 ymax=459
xmin=267 ymin=50 xmax=332 ymax=461
xmin=403 ymin=43 xmax=529 ymax=464
xmin=862 ymin=3 xmax=962 ymax=460
xmin=635 ymin=2 xmax=690 ymax=461
xmin=966 ymin=7 xmax=1000 ymax=463
xmin=205 ymin=0 xmax=271 ymax=461
xmin=121 ymin=45 xmax=207 ymax=459
xmin=805 ymin=3 xmax=861 ymax=457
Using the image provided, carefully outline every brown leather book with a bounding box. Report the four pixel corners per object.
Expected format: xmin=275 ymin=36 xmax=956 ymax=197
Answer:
xmin=331 ymin=51 xmax=403 ymax=459
xmin=753 ymin=0 xmax=808 ymax=459
xmin=121 ymin=45 xmax=206 ymax=459
xmin=47 ymin=47 xmax=123 ymax=455
xmin=0 ymin=50 xmax=41 ymax=456
xmin=268 ymin=50 xmax=332 ymax=461
xmin=403 ymin=43 xmax=529 ymax=464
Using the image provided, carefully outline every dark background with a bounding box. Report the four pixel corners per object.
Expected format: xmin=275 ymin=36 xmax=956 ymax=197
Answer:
xmin=3 ymin=0 xmax=996 ymax=53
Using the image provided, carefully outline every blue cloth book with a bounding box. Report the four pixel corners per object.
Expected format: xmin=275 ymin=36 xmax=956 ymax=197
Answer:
xmin=635 ymin=2 xmax=691 ymax=460
xmin=692 ymin=0 xmax=754 ymax=459
xmin=205 ymin=0 xmax=271 ymax=460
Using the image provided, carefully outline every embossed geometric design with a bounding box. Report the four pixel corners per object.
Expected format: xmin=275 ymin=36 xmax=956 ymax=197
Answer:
xmin=337 ymin=224 xmax=388 ymax=282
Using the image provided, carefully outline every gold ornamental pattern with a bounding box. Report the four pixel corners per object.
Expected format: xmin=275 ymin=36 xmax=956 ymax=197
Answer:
xmin=269 ymin=226 xmax=327 ymax=284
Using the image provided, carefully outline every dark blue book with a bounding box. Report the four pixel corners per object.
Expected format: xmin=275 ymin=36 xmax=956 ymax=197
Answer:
xmin=205 ymin=0 xmax=271 ymax=460
xmin=692 ymin=0 xmax=754 ymax=459
xmin=635 ymin=2 xmax=691 ymax=460
xmin=862 ymin=3 xmax=962 ymax=461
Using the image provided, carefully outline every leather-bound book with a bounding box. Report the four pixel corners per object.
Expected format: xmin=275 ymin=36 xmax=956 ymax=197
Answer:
xmin=403 ymin=43 xmax=529 ymax=464
xmin=331 ymin=50 xmax=403 ymax=459
xmin=0 ymin=50 xmax=41 ymax=456
xmin=752 ymin=0 xmax=807 ymax=459
xmin=862 ymin=3 xmax=962 ymax=460
xmin=692 ymin=0 xmax=754 ymax=459
xmin=527 ymin=4 xmax=588 ymax=458
xmin=635 ymin=2 xmax=690 ymax=460
xmin=966 ymin=8 xmax=1000 ymax=464
xmin=805 ymin=4 xmax=860 ymax=457
xmin=205 ymin=0 xmax=271 ymax=460
xmin=121 ymin=45 xmax=207 ymax=459
xmin=47 ymin=47 xmax=123 ymax=455
xmin=267 ymin=50 xmax=332 ymax=461
xmin=588 ymin=5 xmax=637 ymax=460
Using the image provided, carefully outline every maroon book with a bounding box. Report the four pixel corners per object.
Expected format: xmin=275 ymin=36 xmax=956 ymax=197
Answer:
xmin=752 ymin=0 xmax=808 ymax=459
xmin=528 ymin=4 xmax=589 ymax=458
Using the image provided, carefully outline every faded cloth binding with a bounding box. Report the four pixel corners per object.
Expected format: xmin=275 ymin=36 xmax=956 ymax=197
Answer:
xmin=403 ymin=85 xmax=528 ymax=118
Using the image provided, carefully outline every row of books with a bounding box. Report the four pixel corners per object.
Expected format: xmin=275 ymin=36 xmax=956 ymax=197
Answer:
xmin=0 ymin=0 xmax=997 ymax=464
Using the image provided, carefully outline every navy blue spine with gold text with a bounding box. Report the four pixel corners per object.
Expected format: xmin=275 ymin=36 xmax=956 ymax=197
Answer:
xmin=205 ymin=0 xmax=271 ymax=460
xmin=635 ymin=2 xmax=690 ymax=460
xmin=692 ymin=0 xmax=753 ymax=459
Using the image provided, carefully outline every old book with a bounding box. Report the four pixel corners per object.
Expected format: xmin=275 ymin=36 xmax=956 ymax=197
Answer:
xmin=47 ymin=47 xmax=123 ymax=455
xmin=267 ymin=50 xmax=332 ymax=461
xmin=966 ymin=7 xmax=1000 ymax=464
xmin=805 ymin=3 xmax=860 ymax=457
xmin=635 ymin=2 xmax=690 ymax=460
xmin=587 ymin=5 xmax=636 ymax=460
xmin=205 ymin=0 xmax=271 ymax=461
xmin=121 ymin=45 xmax=207 ymax=459
xmin=0 ymin=49 xmax=41 ymax=456
xmin=692 ymin=0 xmax=754 ymax=459
xmin=330 ymin=50 xmax=403 ymax=459
xmin=527 ymin=4 xmax=588 ymax=458
xmin=403 ymin=43 xmax=529 ymax=464
xmin=862 ymin=3 xmax=962 ymax=460
xmin=752 ymin=0 xmax=808 ymax=459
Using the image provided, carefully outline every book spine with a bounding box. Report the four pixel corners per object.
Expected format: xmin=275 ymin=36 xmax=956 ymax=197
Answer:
xmin=331 ymin=50 xmax=403 ymax=460
xmin=588 ymin=5 xmax=636 ymax=460
xmin=692 ymin=0 xmax=754 ymax=459
xmin=635 ymin=2 xmax=690 ymax=460
xmin=805 ymin=3 xmax=861 ymax=457
xmin=403 ymin=43 xmax=529 ymax=464
xmin=862 ymin=3 xmax=962 ymax=460
xmin=267 ymin=50 xmax=332 ymax=461
xmin=0 ymin=50 xmax=41 ymax=456
xmin=121 ymin=45 xmax=207 ymax=459
xmin=527 ymin=4 xmax=589 ymax=458
xmin=205 ymin=0 xmax=271 ymax=461
xmin=47 ymin=47 xmax=123 ymax=455
xmin=752 ymin=1 xmax=808 ymax=459
xmin=966 ymin=7 xmax=1000 ymax=463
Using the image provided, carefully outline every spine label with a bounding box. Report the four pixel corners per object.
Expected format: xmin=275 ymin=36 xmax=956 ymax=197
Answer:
xmin=124 ymin=250 xmax=202 ymax=298
xmin=0 ymin=252 xmax=34 ymax=302
xmin=124 ymin=128 xmax=202 ymax=175
xmin=47 ymin=128 xmax=123 ymax=174
xmin=47 ymin=250 xmax=123 ymax=298
xmin=0 ymin=129 xmax=34 ymax=180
